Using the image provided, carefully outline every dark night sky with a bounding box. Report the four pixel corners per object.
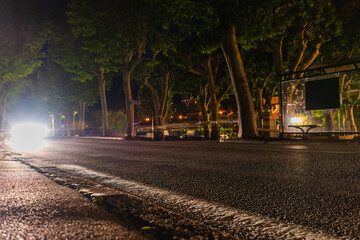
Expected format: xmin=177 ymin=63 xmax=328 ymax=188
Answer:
xmin=337 ymin=0 xmax=360 ymax=30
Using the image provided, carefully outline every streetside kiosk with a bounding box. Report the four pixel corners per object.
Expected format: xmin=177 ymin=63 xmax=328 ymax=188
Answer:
xmin=278 ymin=58 xmax=360 ymax=139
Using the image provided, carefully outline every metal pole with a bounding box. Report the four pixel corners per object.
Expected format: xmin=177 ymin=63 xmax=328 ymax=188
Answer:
xmin=151 ymin=115 xmax=154 ymax=140
xmin=279 ymin=75 xmax=285 ymax=139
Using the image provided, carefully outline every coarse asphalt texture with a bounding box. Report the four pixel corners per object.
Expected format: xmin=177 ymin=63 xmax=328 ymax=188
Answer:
xmin=2 ymin=137 xmax=360 ymax=239
xmin=0 ymin=147 xmax=234 ymax=239
xmin=0 ymin=155 xmax=150 ymax=239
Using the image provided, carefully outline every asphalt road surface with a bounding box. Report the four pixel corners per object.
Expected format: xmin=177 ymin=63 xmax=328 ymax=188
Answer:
xmin=10 ymin=138 xmax=360 ymax=239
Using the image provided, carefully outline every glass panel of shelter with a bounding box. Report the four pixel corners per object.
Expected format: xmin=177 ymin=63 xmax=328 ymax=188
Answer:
xmin=281 ymin=70 xmax=360 ymax=134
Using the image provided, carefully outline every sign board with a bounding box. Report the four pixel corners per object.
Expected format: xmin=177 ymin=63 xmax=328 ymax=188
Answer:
xmin=271 ymin=96 xmax=279 ymax=105
xmin=271 ymin=105 xmax=279 ymax=119
xmin=305 ymin=77 xmax=340 ymax=110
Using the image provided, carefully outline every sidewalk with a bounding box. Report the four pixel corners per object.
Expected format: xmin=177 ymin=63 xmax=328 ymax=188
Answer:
xmin=0 ymin=156 xmax=148 ymax=240
xmin=224 ymin=137 xmax=360 ymax=145
xmin=72 ymin=135 xmax=360 ymax=145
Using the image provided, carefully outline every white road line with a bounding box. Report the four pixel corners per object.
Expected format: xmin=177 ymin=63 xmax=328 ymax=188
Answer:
xmin=59 ymin=164 xmax=339 ymax=240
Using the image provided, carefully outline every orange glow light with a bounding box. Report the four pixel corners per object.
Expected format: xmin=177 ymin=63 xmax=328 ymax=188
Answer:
xmin=227 ymin=111 xmax=234 ymax=116
xmin=179 ymin=115 xmax=183 ymax=119
xmin=272 ymin=105 xmax=279 ymax=114
xmin=145 ymin=117 xmax=151 ymax=121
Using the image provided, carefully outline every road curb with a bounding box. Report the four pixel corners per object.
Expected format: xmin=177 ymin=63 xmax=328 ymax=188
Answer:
xmin=12 ymin=156 xmax=237 ymax=240
xmin=223 ymin=139 xmax=360 ymax=146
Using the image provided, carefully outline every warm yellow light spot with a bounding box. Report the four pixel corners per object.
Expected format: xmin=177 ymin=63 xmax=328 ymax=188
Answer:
xmin=219 ymin=111 xmax=223 ymax=114
xmin=145 ymin=117 xmax=151 ymax=122
xmin=178 ymin=115 xmax=183 ymax=119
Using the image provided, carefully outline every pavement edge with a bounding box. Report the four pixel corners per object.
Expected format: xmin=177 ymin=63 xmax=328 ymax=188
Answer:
xmin=10 ymin=154 xmax=237 ymax=240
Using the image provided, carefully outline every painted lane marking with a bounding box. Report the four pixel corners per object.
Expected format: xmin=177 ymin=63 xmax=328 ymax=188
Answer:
xmin=59 ymin=164 xmax=338 ymax=240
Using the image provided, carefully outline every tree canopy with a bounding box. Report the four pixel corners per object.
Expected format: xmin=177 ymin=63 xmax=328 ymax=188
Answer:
xmin=2 ymin=0 xmax=359 ymax=139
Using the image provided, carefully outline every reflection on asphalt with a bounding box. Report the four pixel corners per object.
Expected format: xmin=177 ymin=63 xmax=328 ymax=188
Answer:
xmin=283 ymin=145 xmax=309 ymax=150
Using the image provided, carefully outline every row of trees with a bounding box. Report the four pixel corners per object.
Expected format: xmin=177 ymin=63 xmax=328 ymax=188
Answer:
xmin=0 ymin=0 xmax=46 ymax=130
xmin=1 ymin=0 xmax=359 ymax=139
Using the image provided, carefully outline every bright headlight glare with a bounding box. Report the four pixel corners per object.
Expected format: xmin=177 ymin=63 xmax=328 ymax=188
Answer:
xmin=9 ymin=122 xmax=49 ymax=152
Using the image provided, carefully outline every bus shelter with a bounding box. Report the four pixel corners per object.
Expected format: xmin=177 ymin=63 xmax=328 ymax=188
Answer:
xmin=279 ymin=58 xmax=360 ymax=139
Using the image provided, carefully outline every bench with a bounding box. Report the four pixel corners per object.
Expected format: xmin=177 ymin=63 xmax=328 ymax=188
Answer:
xmin=288 ymin=124 xmax=321 ymax=139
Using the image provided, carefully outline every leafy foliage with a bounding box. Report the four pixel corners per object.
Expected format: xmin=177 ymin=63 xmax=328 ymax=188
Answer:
xmin=0 ymin=0 xmax=48 ymax=128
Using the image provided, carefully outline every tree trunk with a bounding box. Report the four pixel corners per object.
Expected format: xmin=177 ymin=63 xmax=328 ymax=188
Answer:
xmin=221 ymin=47 xmax=242 ymax=138
xmin=206 ymin=57 xmax=221 ymax=140
xmin=76 ymin=102 xmax=80 ymax=136
xmin=58 ymin=115 xmax=63 ymax=136
xmin=155 ymin=116 xmax=165 ymax=141
xmin=200 ymin=108 xmax=210 ymax=140
xmin=257 ymin=87 xmax=264 ymax=119
xmin=79 ymin=101 xmax=86 ymax=136
xmin=144 ymin=81 xmax=161 ymax=125
xmin=271 ymin=38 xmax=284 ymax=77
xmin=98 ymin=69 xmax=109 ymax=137
xmin=150 ymin=91 xmax=162 ymax=140
xmin=144 ymin=72 xmax=171 ymax=141
xmin=271 ymin=38 xmax=289 ymax=137
xmin=324 ymin=109 xmax=335 ymax=132
xmin=202 ymin=121 xmax=210 ymax=140
xmin=348 ymin=105 xmax=357 ymax=132
xmin=123 ymin=71 xmax=135 ymax=139
xmin=55 ymin=115 xmax=61 ymax=136
xmin=298 ymin=41 xmax=321 ymax=78
xmin=200 ymin=104 xmax=210 ymax=140
xmin=210 ymin=103 xmax=220 ymax=140
xmin=221 ymin=26 xmax=258 ymax=139
xmin=50 ymin=115 xmax=55 ymax=136
xmin=198 ymin=85 xmax=211 ymax=140
xmin=66 ymin=113 xmax=71 ymax=136
xmin=72 ymin=111 xmax=76 ymax=136
xmin=210 ymin=119 xmax=220 ymax=140
xmin=0 ymin=99 xmax=7 ymax=131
